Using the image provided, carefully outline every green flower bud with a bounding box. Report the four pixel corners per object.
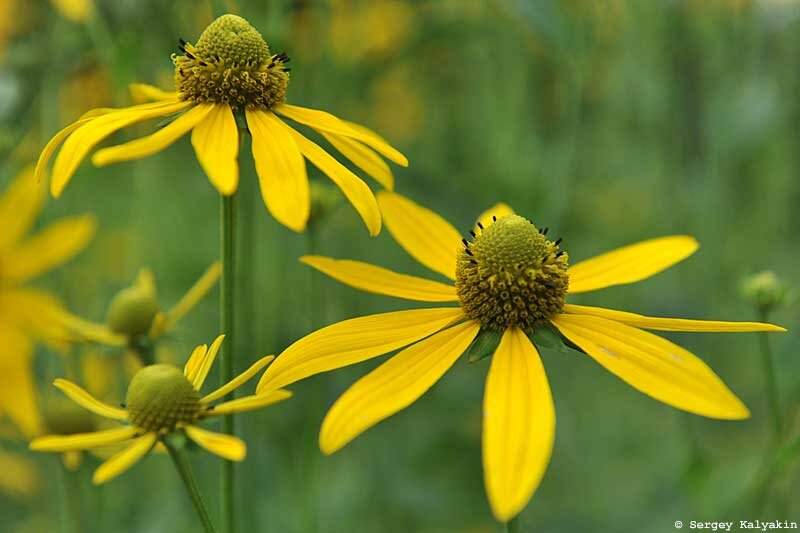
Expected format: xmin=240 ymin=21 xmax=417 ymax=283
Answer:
xmin=105 ymin=287 xmax=159 ymax=338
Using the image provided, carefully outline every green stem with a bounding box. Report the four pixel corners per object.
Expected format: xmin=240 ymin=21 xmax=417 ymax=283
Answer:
xmin=220 ymin=194 xmax=237 ymax=533
xmin=505 ymin=516 xmax=520 ymax=533
xmin=758 ymin=308 xmax=782 ymax=441
xmin=165 ymin=437 xmax=217 ymax=533
xmin=58 ymin=463 xmax=81 ymax=533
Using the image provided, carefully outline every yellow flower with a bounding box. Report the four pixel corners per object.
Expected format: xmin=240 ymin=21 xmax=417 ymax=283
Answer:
xmin=30 ymin=335 xmax=291 ymax=484
xmin=0 ymin=165 xmax=96 ymax=438
xmin=35 ymin=14 xmax=408 ymax=235
xmin=0 ymin=449 xmax=39 ymax=499
xmin=60 ymin=262 xmax=221 ymax=354
xmin=256 ymin=192 xmax=786 ymax=522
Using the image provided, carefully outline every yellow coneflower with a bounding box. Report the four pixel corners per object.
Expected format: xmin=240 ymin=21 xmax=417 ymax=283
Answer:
xmin=256 ymin=192 xmax=786 ymax=522
xmin=35 ymin=14 xmax=408 ymax=235
xmin=60 ymin=262 xmax=221 ymax=362
xmin=0 ymin=165 xmax=95 ymax=438
xmin=30 ymin=335 xmax=291 ymax=484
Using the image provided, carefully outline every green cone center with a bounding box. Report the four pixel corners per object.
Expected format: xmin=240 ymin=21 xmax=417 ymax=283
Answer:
xmin=455 ymin=215 xmax=569 ymax=331
xmin=105 ymin=287 xmax=159 ymax=339
xmin=173 ymin=14 xmax=290 ymax=111
xmin=126 ymin=365 xmax=201 ymax=432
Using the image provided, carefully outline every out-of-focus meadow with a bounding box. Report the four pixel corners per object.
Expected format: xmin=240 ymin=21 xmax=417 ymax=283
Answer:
xmin=0 ymin=0 xmax=798 ymax=531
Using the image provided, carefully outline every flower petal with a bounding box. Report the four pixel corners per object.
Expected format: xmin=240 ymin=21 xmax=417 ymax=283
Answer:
xmin=482 ymin=327 xmax=555 ymax=522
xmin=184 ymin=425 xmax=246 ymax=461
xmin=563 ymin=304 xmax=787 ymax=333
xmin=209 ymin=389 xmax=292 ymax=416
xmin=321 ymin=132 xmax=394 ymax=190
xmin=53 ymin=378 xmax=128 ymax=421
xmin=276 ymin=104 xmax=408 ymax=166
xmin=0 ymin=323 xmax=41 ymax=437
xmin=551 ymin=314 xmax=750 ymax=419
xmin=256 ymin=307 xmax=465 ymax=393
xmin=376 ymin=191 xmax=462 ymax=279
xmin=52 ymin=313 xmax=127 ymax=347
xmin=568 ymin=236 xmax=699 ymax=294
xmin=183 ymin=344 xmax=208 ymax=382
xmin=320 ymin=320 xmax=479 ymax=455
xmin=191 ymin=104 xmax=240 ymax=195
xmin=301 ymin=255 xmax=458 ymax=302
xmin=192 ymin=335 xmax=225 ymax=390
xmin=92 ymin=432 xmax=157 ymax=484
xmin=162 ymin=262 xmax=221 ymax=332
xmin=51 ymin=99 xmax=190 ymax=197
xmin=0 ymin=450 xmax=39 ymax=498
xmin=30 ymin=427 xmax=137 ymax=452
xmin=201 ymin=355 xmax=275 ymax=404
xmin=0 ymin=288 xmax=76 ymax=346
xmin=92 ymin=103 xmax=213 ymax=167
xmin=2 ymin=214 xmax=96 ymax=282
xmin=286 ymin=125 xmax=382 ymax=236
xmin=246 ymin=109 xmax=309 ymax=232
xmin=0 ymin=165 xmax=46 ymax=251
xmin=35 ymin=114 xmax=99 ymax=185
xmin=129 ymin=83 xmax=180 ymax=103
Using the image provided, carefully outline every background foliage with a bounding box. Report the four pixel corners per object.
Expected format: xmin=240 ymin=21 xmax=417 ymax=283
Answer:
xmin=0 ymin=0 xmax=798 ymax=531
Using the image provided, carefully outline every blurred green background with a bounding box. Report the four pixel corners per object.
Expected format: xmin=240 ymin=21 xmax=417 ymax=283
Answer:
xmin=0 ymin=0 xmax=798 ymax=531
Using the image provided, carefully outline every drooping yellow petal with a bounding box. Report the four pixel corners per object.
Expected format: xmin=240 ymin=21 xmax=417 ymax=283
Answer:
xmin=183 ymin=344 xmax=208 ymax=382
xmin=53 ymin=378 xmax=128 ymax=421
xmin=52 ymin=312 xmax=127 ymax=347
xmin=92 ymin=432 xmax=157 ymax=484
xmin=0 ymin=165 xmax=46 ymax=251
xmin=376 ymin=191 xmax=462 ymax=280
xmin=2 ymin=214 xmax=96 ymax=283
xmin=0 ymin=288 xmax=75 ymax=346
xmin=475 ymin=203 xmax=515 ymax=232
xmin=192 ymin=335 xmax=225 ymax=390
xmin=92 ymin=104 xmax=213 ymax=167
xmin=321 ymin=132 xmax=394 ymax=190
xmin=563 ymin=304 xmax=787 ymax=333
xmin=35 ymin=114 xmax=99 ymax=185
xmin=568 ymin=236 xmax=699 ymax=294
xmin=256 ymin=307 xmax=465 ymax=393
xmin=551 ymin=314 xmax=750 ymax=419
xmin=210 ymin=390 xmax=292 ymax=416
xmin=482 ymin=327 xmax=555 ymax=522
xmin=276 ymin=104 xmax=408 ymax=166
xmin=287 ymin=126 xmax=382 ymax=236
xmin=0 ymin=324 xmax=41 ymax=437
xmin=30 ymin=427 xmax=137 ymax=452
xmin=129 ymin=83 xmax=181 ymax=104
xmin=202 ymin=355 xmax=275 ymax=404
xmin=320 ymin=320 xmax=479 ymax=455
xmin=246 ymin=109 xmax=309 ymax=232
xmin=184 ymin=425 xmax=246 ymax=461
xmin=300 ymin=256 xmax=458 ymax=302
xmin=0 ymin=450 xmax=39 ymax=499
xmin=51 ymin=99 xmax=190 ymax=197
xmin=162 ymin=262 xmax=221 ymax=332
xmin=191 ymin=104 xmax=240 ymax=195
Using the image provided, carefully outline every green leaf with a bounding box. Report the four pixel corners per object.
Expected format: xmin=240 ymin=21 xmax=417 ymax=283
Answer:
xmin=529 ymin=324 xmax=583 ymax=356
xmin=465 ymin=329 xmax=502 ymax=363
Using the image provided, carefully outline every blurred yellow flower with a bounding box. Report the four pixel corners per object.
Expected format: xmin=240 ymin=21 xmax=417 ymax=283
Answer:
xmin=59 ymin=262 xmax=221 ymax=361
xmin=36 ymin=14 xmax=408 ymax=235
xmin=0 ymin=449 xmax=39 ymax=499
xmin=256 ymin=192 xmax=785 ymax=522
xmin=328 ymin=0 xmax=415 ymax=63
xmin=50 ymin=0 xmax=93 ymax=23
xmin=30 ymin=335 xmax=291 ymax=484
xmin=0 ymin=165 xmax=96 ymax=438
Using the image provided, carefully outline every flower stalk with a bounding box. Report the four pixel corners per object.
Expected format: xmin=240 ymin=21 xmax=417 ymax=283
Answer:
xmin=165 ymin=434 xmax=217 ymax=533
xmin=505 ymin=517 xmax=520 ymax=533
xmin=220 ymin=194 xmax=237 ymax=533
xmin=758 ymin=308 xmax=782 ymax=442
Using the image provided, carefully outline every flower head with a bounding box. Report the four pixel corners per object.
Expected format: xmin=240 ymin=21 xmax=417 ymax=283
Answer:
xmin=30 ymin=335 xmax=291 ymax=484
xmin=35 ymin=14 xmax=408 ymax=235
xmin=255 ymin=192 xmax=786 ymax=522
xmin=0 ymin=164 xmax=95 ymax=438
xmin=59 ymin=262 xmax=221 ymax=353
